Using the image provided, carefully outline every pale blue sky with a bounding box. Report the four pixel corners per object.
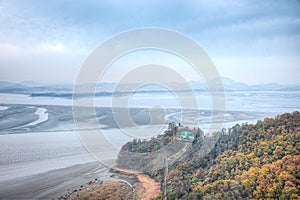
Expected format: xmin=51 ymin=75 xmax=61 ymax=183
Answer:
xmin=0 ymin=0 xmax=299 ymax=84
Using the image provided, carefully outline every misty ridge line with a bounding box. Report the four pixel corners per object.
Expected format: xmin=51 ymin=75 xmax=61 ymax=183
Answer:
xmin=0 ymin=77 xmax=300 ymax=98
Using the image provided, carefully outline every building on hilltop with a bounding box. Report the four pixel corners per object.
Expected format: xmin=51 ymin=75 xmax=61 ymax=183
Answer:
xmin=168 ymin=122 xmax=204 ymax=142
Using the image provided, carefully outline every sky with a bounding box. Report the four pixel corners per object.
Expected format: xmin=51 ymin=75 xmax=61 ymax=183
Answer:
xmin=0 ymin=0 xmax=299 ymax=85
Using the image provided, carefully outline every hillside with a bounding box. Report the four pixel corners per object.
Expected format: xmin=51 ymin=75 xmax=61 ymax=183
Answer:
xmin=117 ymin=111 xmax=300 ymax=199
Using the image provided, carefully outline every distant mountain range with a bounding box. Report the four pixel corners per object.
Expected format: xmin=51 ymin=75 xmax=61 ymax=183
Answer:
xmin=0 ymin=81 xmax=73 ymax=94
xmin=209 ymin=77 xmax=296 ymax=91
xmin=0 ymin=78 xmax=299 ymax=96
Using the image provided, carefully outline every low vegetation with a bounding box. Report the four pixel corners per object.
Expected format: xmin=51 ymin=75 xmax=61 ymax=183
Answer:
xmin=68 ymin=181 xmax=133 ymax=200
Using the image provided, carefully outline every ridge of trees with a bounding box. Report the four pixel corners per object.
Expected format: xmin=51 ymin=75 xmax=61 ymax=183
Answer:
xmin=118 ymin=111 xmax=300 ymax=199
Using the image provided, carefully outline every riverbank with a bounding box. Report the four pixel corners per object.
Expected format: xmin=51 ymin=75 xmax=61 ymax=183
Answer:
xmin=67 ymin=167 xmax=161 ymax=200
xmin=0 ymin=162 xmax=111 ymax=199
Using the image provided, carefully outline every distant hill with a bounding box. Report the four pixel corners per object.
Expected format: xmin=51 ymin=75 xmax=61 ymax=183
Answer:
xmin=252 ymin=82 xmax=283 ymax=90
xmin=0 ymin=80 xmax=74 ymax=94
xmin=195 ymin=77 xmax=300 ymax=91
xmin=221 ymin=77 xmax=250 ymax=90
xmin=0 ymin=81 xmax=17 ymax=89
xmin=281 ymin=84 xmax=300 ymax=91
xmin=0 ymin=81 xmax=31 ymax=93
xmin=0 ymin=78 xmax=299 ymax=95
xmin=19 ymin=80 xmax=45 ymax=87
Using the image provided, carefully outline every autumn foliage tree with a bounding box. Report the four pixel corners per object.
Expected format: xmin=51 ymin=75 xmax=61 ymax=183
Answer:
xmin=118 ymin=111 xmax=300 ymax=199
xmin=164 ymin=111 xmax=300 ymax=199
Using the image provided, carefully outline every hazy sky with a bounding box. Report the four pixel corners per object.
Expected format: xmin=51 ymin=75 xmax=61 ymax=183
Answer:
xmin=0 ymin=0 xmax=299 ymax=84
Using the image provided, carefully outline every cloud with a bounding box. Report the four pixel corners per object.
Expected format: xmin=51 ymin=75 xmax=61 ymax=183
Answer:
xmin=214 ymin=55 xmax=300 ymax=84
xmin=39 ymin=42 xmax=66 ymax=52
xmin=0 ymin=43 xmax=22 ymax=59
xmin=0 ymin=0 xmax=299 ymax=83
xmin=0 ymin=42 xmax=85 ymax=83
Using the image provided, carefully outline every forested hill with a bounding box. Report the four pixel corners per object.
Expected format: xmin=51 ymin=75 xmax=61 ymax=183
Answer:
xmin=170 ymin=111 xmax=300 ymax=199
xmin=117 ymin=111 xmax=300 ymax=199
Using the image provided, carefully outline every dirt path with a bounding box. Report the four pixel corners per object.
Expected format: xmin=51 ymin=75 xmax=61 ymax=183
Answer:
xmin=112 ymin=167 xmax=161 ymax=200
